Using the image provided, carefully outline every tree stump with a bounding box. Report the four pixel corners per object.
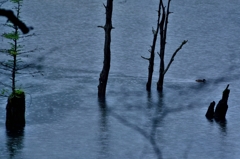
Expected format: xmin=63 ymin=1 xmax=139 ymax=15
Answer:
xmin=6 ymin=92 xmax=25 ymax=130
xmin=205 ymin=101 xmax=215 ymax=119
xmin=214 ymin=85 xmax=230 ymax=121
xmin=206 ymin=85 xmax=230 ymax=121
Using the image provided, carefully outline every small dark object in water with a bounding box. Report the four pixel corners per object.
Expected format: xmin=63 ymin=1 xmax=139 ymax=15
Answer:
xmin=196 ymin=79 xmax=206 ymax=82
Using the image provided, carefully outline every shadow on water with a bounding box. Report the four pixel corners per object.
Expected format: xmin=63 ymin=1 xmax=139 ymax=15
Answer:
xmin=5 ymin=129 xmax=24 ymax=159
xmin=99 ymin=93 xmax=163 ymax=159
xmin=98 ymin=98 xmax=110 ymax=159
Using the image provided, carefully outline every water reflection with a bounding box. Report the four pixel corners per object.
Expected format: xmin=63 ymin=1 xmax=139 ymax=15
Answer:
xmin=5 ymin=129 xmax=24 ymax=159
xmin=206 ymin=118 xmax=227 ymax=136
xmin=217 ymin=119 xmax=227 ymax=135
xmin=98 ymin=98 xmax=109 ymax=159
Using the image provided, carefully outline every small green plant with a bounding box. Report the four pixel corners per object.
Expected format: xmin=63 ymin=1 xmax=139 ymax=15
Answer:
xmin=0 ymin=0 xmax=35 ymax=97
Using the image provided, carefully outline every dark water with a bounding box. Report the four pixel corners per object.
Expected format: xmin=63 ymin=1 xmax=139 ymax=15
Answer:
xmin=1 ymin=0 xmax=240 ymax=158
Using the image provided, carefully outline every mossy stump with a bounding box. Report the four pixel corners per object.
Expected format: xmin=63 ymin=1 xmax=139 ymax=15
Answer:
xmin=6 ymin=91 xmax=25 ymax=130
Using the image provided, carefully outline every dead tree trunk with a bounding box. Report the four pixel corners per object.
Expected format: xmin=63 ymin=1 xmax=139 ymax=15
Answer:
xmin=157 ymin=0 xmax=169 ymax=91
xmin=157 ymin=0 xmax=187 ymax=91
xmin=141 ymin=1 xmax=162 ymax=91
xmin=98 ymin=0 xmax=113 ymax=98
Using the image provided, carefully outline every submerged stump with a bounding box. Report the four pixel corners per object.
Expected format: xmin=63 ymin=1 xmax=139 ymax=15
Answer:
xmin=214 ymin=85 xmax=230 ymax=121
xmin=206 ymin=85 xmax=230 ymax=121
xmin=205 ymin=101 xmax=215 ymax=120
xmin=6 ymin=91 xmax=25 ymax=130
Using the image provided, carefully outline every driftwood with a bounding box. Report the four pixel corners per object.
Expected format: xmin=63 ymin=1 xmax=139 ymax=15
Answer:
xmin=205 ymin=84 xmax=230 ymax=121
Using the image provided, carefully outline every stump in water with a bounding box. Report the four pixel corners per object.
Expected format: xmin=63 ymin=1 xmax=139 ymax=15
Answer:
xmin=6 ymin=91 xmax=25 ymax=130
xmin=206 ymin=85 xmax=230 ymax=121
xmin=205 ymin=101 xmax=215 ymax=119
xmin=214 ymin=84 xmax=230 ymax=121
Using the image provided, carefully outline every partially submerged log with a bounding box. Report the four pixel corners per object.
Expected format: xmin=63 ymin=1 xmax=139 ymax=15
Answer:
xmin=205 ymin=84 xmax=230 ymax=121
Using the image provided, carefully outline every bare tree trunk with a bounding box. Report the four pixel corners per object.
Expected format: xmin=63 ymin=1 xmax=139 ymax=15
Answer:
xmin=157 ymin=0 xmax=170 ymax=91
xmin=157 ymin=0 xmax=187 ymax=92
xmin=142 ymin=1 xmax=162 ymax=91
xmin=98 ymin=0 xmax=113 ymax=98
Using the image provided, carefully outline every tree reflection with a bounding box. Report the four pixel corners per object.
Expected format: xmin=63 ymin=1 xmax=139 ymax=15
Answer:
xmin=98 ymin=98 xmax=110 ymax=159
xmin=5 ymin=129 xmax=24 ymax=159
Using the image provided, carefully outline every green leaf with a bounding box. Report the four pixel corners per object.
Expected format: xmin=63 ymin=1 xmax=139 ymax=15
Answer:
xmin=10 ymin=0 xmax=23 ymax=3
xmin=3 ymin=32 xmax=19 ymax=40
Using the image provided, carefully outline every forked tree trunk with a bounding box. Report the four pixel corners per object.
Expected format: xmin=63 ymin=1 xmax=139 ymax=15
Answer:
xmin=157 ymin=0 xmax=187 ymax=91
xmin=157 ymin=0 xmax=170 ymax=91
xmin=98 ymin=0 xmax=113 ymax=98
xmin=142 ymin=1 xmax=162 ymax=91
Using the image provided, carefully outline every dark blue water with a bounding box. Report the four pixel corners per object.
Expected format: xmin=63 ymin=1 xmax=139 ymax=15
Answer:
xmin=1 ymin=0 xmax=240 ymax=158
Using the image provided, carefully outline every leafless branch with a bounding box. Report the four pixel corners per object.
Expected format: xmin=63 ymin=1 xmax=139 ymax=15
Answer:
xmin=163 ymin=40 xmax=188 ymax=75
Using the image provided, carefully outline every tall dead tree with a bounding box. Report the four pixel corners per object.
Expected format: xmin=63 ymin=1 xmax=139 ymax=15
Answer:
xmin=141 ymin=1 xmax=162 ymax=91
xmin=157 ymin=0 xmax=187 ymax=91
xmin=97 ymin=0 xmax=114 ymax=98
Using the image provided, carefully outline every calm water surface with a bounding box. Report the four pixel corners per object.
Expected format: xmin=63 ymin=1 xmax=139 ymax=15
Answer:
xmin=1 ymin=0 xmax=240 ymax=158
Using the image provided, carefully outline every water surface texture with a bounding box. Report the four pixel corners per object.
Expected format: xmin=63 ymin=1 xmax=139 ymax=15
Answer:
xmin=1 ymin=0 xmax=240 ymax=159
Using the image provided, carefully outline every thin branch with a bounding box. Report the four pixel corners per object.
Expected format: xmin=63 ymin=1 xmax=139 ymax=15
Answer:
xmin=103 ymin=3 xmax=106 ymax=8
xmin=141 ymin=56 xmax=150 ymax=61
xmin=163 ymin=40 xmax=188 ymax=75
xmin=97 ymin=25 xmax=105 ymax=29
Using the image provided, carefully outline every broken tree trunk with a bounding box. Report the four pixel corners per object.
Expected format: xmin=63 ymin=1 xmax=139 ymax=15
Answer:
xmin=141 ymin=1 xmax=162 ymax=91
xmin=205 ymin=84 xmax=230 ymax=121
xmin=214 ymin=84 xmax=230 ymax=121
xmin=97 ymin=0 xmax=113 ymax=98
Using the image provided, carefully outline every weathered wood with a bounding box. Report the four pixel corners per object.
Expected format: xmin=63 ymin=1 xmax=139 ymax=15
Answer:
xmin=98 ymin=0 xmax=113 ymax=98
